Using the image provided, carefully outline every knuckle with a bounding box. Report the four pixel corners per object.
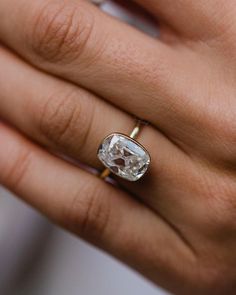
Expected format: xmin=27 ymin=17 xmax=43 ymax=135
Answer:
xmin=29 ymin=1 xmax=94 ymax=63
xmin=38 ymin=88 xmax=93 ymax=153
xmin=63 ymin=182 xmax=111 ymax=240
xmin=4 ymin=145 xmax=32 ymax=190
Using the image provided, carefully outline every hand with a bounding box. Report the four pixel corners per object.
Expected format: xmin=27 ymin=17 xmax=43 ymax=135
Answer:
xmin=0 ymin=1 xmax=236 ymax=294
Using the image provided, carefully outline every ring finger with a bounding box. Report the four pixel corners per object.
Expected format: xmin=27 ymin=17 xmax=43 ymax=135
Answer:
xmin=0 ymin=46 xmax=177 ymax=180
xmin=0 ymin=46 xmax=195 ymax=243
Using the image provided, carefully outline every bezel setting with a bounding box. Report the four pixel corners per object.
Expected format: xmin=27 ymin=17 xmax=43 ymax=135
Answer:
xmin=97 ymin=133 xmax=151 ymax=181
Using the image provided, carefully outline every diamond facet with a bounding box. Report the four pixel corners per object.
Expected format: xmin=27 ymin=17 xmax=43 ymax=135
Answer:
xmin=97 ymin=133 xmax=150 ymax=181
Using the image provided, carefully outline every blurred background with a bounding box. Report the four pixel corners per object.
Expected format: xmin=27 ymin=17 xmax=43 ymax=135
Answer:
xmin=0 ymin=1 xmax=168 ymax=294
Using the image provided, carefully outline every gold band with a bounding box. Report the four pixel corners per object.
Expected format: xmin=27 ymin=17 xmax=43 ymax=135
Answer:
xmin=99 ymin=119 xmax=145 ymax=180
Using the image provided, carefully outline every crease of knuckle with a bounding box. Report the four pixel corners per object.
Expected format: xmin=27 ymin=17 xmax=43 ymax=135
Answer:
xmin=63 ymin=182 xmax=111 ymax=240
xmin=38 ymin=89 xmax=93 ymax=153
xmin=4 ymin=147 xmax=32 ymax=191
xmin=29 ymin=1 xmax=95 ymax=64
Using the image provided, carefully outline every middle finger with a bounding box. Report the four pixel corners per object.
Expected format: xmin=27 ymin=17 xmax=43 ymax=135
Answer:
xmin=0 ymin=46 xmax=175 ymax=178
xmin=0 ymin=0 xmax=184 ymax=136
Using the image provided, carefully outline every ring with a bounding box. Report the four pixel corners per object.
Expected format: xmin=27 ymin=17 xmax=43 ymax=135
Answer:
xmin=97 ymin=119 xmax=151 ymax=181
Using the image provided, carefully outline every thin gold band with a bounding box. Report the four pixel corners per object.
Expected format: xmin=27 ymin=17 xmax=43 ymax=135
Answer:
xmin=99 ymin=119 xmax=144 ymax=180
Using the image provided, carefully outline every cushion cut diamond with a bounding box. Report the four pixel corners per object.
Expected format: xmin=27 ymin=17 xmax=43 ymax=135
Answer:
xmin=98 ymin=133 xmax=150 ymax=181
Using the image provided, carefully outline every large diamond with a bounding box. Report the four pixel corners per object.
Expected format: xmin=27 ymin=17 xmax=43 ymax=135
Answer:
xmin=97 ymin=133 xmax=150 ymax=181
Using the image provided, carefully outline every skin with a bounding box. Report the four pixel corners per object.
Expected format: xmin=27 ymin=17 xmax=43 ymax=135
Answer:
xmin=0 ymin=0 xmax=236 ymax=293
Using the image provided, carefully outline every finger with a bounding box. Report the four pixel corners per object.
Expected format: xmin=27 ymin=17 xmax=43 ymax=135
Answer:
xmin=0 ymin=47 xmax=195 ymax=230
xmin=0 ymin=44 xmax=180 ymax=172
xmin=133 ymin=0 xmax=236 ymax=39
xmin=0 ymin=46 xmax=134 ymax=169
xmin=0 ymin=122 xmax=195 ymax=293
xmin=0 ymin=0 xmax=183 ymax=133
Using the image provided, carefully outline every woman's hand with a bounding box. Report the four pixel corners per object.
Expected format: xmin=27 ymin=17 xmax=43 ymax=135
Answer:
xmin=0 ymin=1 xmax=236 ymax=294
